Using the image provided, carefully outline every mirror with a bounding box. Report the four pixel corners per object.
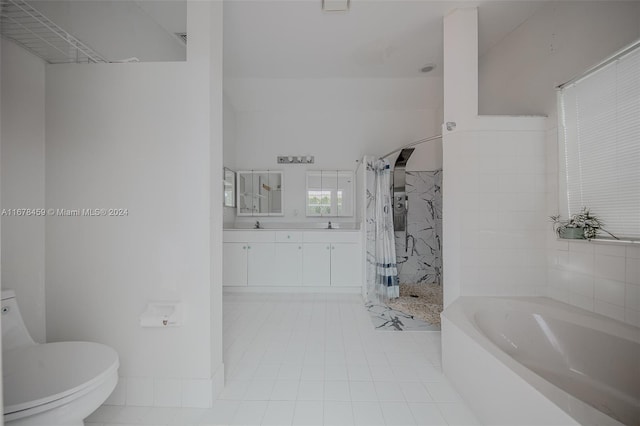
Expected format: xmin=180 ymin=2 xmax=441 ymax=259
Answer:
xmin=237 ymin=171 xmax=284 ymax=216
xmin=306 ymin=171 xmax=354 ymax=217
xmin=224 ymin=168 xmax=236 ymax=207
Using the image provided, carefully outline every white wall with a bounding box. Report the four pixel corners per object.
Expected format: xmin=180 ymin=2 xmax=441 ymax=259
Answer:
xmin=1 ymin=40 xmax=47 ymax=343
xmin=225 ymin=77 xmax=442 ymax=224
xmin=204 ymin=1 xmax=225 ymax=399
xmin=479 ymin=1 xmax=640 ymax=118
xmin=44 ymin=2 xmax=222 ymax=407
xmin=1 ymin=39 xmax=5 ymax=418
xmin=478 ymin=1 xmax=640 ymax=325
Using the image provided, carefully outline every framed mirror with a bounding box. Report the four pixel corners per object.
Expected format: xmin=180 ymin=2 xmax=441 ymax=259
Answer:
xmin=237 ymin=171 xmax=284 ymax=216
xmin=306 ymin=170 xmax=354 ymax=217
xmin=223 ymin=168 xmax=236 ymax=207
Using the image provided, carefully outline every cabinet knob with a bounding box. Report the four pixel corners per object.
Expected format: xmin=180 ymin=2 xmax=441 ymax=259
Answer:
xmin=287 ymin=235 xmax=291 ymax=239
xmin=326 ymin=246 xmax=330 ymax=250
xmin=242 ymin=246 xmax=246 ymax=249
xmin=298 ymin=246 xmax=302 ymax=249
xmin=247 ymin=246 xmax=251 ymax=249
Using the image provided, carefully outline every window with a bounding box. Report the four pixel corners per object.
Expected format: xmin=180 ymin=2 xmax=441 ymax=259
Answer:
xmin=559 ymin=41 xmax=640 ymax=239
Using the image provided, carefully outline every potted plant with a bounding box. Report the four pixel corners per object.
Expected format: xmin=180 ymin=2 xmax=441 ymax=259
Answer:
xmin=550 ymin=208 xmax=618 ymax=240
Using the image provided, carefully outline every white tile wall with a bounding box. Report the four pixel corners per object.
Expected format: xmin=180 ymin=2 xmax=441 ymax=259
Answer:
xmin=546 ymin=125 xmax=640 ymax=327
xmin=548 ymin=241 xmax=640 ymax=327
xmin=444 ymin=120 xmax=548 ymax=300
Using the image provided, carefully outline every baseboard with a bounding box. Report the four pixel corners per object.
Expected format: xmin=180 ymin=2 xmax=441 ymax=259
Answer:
xmin=104 ymin=376 xmax=214 ymax=408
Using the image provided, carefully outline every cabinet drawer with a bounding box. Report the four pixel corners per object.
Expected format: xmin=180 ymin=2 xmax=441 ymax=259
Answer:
xmin=275 ymin=231 xmax=303 ymax=243
xmin=303 ymin=231 xmax=361 ymax=244
xmin=223 ymin=230 xmax=275 ymax=243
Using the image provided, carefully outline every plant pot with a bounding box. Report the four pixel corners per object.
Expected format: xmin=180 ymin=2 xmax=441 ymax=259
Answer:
xmin=559 ymin=227 xmax=585 ymax=239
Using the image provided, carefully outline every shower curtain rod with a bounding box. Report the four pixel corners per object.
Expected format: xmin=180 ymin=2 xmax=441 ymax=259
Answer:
xmin=379 ymin=133 xmax=443 ymax=160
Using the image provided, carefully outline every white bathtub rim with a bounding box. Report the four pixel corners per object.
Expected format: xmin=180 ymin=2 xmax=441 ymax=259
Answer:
xmin=442 ymin=315 xmax=581 ymax=426
xmin=452 ymin=296 xmax=639 ymax=343
xmin=442 ymin=296 xmax=632 ymax=426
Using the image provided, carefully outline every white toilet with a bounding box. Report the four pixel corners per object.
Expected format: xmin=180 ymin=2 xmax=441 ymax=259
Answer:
xmin=2 ymin=290 xmax=119 ymax=426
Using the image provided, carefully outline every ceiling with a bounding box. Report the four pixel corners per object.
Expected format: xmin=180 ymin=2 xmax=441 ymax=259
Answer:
xmin=26 ymin=0 xmax=187 ymax=62
xmin=20 ymin=0 xmax=547 ymax=77
xmin=224 ymin=1 xmax=546 ymax=78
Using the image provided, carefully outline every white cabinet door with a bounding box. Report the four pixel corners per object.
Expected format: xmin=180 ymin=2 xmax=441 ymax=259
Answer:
xmin=303 ymin=243 xmax=331 ymax=286
xmin=275 ymin=243 xmax=303 ymax=286
xmin=248 ymin=243 xmax=276 ymax=286
xmin=330 ymin=243 xmax=361 ymax=286
xmin=223 ymin=242 xmax=248 ymax=286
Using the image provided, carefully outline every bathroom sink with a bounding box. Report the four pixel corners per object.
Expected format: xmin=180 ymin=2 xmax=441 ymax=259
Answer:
xmin=224 ymin=222 xmax=360 ymax=230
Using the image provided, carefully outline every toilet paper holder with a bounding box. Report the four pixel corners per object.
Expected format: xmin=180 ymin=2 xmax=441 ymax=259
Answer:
xmin=139 ymin=302 xmax=182 ymax=327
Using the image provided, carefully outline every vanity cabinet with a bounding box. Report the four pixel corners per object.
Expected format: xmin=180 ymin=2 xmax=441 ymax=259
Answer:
xmin=276 ymin=243 xmax=304 ymax=285
xmin=302 ymin=243 xmax=331 ymax=286
xmin=223 ymin=230 xmax=361 ymax=288
xmin=222 ymin=242 xmax=248 ymax=286
xmin=247 ymin=243 xmax=276 ymax=286
xmin=302 ymin=232 xmax=361 ymax=287
xmin=330 ymin=243 xmax=361 ymax=286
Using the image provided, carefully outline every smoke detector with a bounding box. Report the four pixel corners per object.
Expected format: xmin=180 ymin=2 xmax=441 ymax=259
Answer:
xmin=322 ymin=0 xmax=349 ymax=12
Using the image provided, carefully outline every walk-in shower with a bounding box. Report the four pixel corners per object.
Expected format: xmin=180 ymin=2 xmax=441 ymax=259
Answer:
xmin=363 ymin=135 xmax=443 ymax=331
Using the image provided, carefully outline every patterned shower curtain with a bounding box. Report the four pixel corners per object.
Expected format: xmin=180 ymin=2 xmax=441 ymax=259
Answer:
xmin=374 ymin=159 xmax=399 ymax=300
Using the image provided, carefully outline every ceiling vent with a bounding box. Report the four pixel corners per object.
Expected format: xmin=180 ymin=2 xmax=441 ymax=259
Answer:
xmin=0 ymin=0 xmax=107 ymax=64
xmin=322 ymin=0 xmax=349 ymax=12
xmin=175 ymin=32 xmax=187 ymax=45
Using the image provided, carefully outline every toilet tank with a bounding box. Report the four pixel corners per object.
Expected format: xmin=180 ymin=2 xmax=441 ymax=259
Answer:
xmin=1 ymin=290 xmax=36 ymax=351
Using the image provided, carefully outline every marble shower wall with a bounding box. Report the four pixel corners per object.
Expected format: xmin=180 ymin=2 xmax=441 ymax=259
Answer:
xmin=395 ymin=171 xmax=442 ymax=285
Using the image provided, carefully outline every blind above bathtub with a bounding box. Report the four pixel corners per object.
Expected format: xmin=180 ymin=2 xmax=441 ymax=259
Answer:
xmin=558 ymin=41 xmax=640 ymax=239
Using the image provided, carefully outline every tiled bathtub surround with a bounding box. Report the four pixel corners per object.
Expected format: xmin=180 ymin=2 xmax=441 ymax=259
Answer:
xmin=395 ymin=171 xmax=443 ymax=285
xmin=546 ymin=120 xmax=640 ymax=327
xmin=545 ymin=122 xmax=640 ymax=328
xmin=547 ymin=241 xmax=640 ymax=327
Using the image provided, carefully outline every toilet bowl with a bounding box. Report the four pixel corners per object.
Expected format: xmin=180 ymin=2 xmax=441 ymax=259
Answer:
xmin=2 ymin=290 xmax=119 ymax=426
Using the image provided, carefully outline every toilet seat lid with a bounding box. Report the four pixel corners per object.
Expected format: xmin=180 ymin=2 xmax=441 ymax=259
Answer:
xmin=3 ymin=341 xmax=119 ymax=414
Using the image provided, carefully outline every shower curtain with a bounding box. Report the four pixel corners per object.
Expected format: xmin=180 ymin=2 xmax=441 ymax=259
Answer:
xmin=374 ymin=158 xmax=399 ymax=300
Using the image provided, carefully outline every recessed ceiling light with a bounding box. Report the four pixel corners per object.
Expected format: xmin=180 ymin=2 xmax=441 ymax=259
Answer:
xmin=322 ymin=0 xmax=349 ymax=12
xmin=421 ymin=64 xmax=436 ymax=73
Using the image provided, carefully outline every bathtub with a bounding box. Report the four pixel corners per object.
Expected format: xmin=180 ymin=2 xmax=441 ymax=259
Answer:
xmin=441 ymin=297 xmax=639 ymax=426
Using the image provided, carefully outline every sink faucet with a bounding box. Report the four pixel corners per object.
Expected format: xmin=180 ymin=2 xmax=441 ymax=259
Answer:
xmin=254 ymin=221 xmax=261 ymax=229
xmin=327 ymin=221 xmax=332 ymax=229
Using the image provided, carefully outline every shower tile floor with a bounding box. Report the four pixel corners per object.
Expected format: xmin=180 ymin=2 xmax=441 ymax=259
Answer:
xmin=86 ymin=292 xmax=479 ymax=426
xmin=366 ymin=302 xmax=440 ymax=331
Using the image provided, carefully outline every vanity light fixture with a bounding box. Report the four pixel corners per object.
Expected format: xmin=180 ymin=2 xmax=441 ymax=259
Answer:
xmin=277 ymin=155 xmax=315 ymax=164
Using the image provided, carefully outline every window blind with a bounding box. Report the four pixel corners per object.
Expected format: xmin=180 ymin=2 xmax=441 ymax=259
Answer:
xmin=559 ymin=45 xmax=640 ymax=239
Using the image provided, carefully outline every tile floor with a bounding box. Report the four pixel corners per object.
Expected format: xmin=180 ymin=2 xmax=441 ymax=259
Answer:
xmin=86 ymin=292 xmax=480 ymax=426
